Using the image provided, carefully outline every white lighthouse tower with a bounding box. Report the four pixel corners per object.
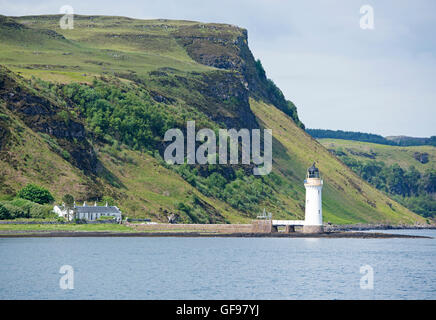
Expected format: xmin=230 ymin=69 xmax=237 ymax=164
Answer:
xmin=303 ymin=162 xmax=323 ymax=233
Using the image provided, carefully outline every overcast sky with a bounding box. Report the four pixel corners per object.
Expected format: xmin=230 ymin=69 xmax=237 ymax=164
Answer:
xmin=1 ymin=0 xmax=435 ymax=137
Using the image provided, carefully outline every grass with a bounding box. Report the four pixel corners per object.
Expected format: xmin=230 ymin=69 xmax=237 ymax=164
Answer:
xmin=0 ymin=223 xmax=134 ymax=232
xmin=0 ymin=15 xmax=215 ymax=83
xmin=97 ymin=147 xmax=249 ymax=223
xmin=249 ymin=98 xmax=425 ymax=225
xmin=0 ymin=102 xmax=91 ymax=198
xmin=0 ymin=14 xmax=427 ymax=225
xmin=318 ymin=138 xmax=436 ymax=173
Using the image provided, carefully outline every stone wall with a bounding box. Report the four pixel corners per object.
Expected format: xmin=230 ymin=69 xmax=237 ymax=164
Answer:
xmin=131 ymin=220 xmax=274 ymax=234
xmin=251 ymin=220 xmax=273 ymax=233
xmin=303 ymin=225 xmax=324 ymax=233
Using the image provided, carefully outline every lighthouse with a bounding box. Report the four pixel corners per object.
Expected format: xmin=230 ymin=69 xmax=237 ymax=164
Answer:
xmin=303 ymin=162 xmax=324 ymax=233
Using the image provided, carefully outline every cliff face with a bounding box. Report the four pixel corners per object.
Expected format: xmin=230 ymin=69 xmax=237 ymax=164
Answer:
xmin=173 ymin=24 xmax=303 ymax=126
xmin=0 ymin=66 xmax=98 ymax=174
xmin=0 ymin=15 xmax=424 ymax=224
xmin=173 ymin=25 xmax=264 ymax=94
xmin=146 ymin=68 xmax=256 ymax=130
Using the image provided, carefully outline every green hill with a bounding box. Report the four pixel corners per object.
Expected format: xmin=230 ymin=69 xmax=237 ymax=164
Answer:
xmin=319 ymin=139 xmax=436 ymax=172
xmin=306 ymin=128 xmax=436 ymax=147
xmin=319 ymin=139 xmax=436 ymax=219
xmin=0 ymin=14 xmax=425 ymax=224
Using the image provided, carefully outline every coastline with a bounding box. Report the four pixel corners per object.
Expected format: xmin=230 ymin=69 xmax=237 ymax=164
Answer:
xmin=0 ymin=230 xmax=432 ymax=239
xmin=326 ymin=224 xmax=436 ymax=232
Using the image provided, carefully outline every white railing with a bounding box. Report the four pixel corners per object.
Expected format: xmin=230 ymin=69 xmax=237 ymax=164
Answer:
xmin=272 ymin=220 xmax=305 ymax=226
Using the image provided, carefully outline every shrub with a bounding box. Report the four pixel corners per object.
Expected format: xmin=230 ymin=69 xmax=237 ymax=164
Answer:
xmin=73 ymin=218 xmax=87 ymax=224
xmin=101 ymin=196 xmax=115 ymax=206
xmin=62 ymin=194 xmax=75 ymax=207
xmin=0 ymin=203 xmax=11 ymax=220
xmin=17 ymin=184 xmax=55 ymax=204
xmin=97 ymin=215 xmax=115 ymax=221
xmin=1 ymin=203 xmax=29 ymax=219
xmin=1 ymin=199 xmax=54 ymax=219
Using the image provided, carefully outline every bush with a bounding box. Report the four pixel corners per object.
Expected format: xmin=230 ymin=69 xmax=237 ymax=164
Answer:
xmin=97 ymin=215 xmax=115 ymax=221
xmin=73 ymin=218 xmax=87 ymax=224
xmin=62 ymin=194 xmax=75 ymax=207
xmin=0 ymin=198 xmax=55 ymax=219
xmin=1 ymin=203 xmax=29 ymax=219
xmin=0 ymin=203 xmax=11 ymax=220
xmin=17 ymin=184 xmax=55 ymax=204
xmin=101 ymin=196 xmax=115 ymax=206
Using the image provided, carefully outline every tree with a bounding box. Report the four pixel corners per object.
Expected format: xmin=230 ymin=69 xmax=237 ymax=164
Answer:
xmin=17 ymin=184 xmax=55 ymax=205
xmin=62 ymin=194 xmax=76 ymax=220
xmin=422 ymin=169 xmax=436 ymax=194
xmin=101 ymin=195 xmax=115 ymax=206
xmin=405 ymin=166 xmax=421 ymax=196
xmin=386 ymin=164 xmax=407 ymax=196
xmin=0 ymin=203 xmax=11 ymax=220
xmin=62 ymin=194 xmax=74 ymax=207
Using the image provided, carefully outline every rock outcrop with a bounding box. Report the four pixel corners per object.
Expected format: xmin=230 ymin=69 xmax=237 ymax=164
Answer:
xmin=0 ymin=66 xmax=98 ymax=174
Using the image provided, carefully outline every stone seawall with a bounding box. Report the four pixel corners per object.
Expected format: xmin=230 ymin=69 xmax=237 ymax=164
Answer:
xmin=131 ymin=223 xmax=253 ymax=233
xmin=130 ymin=220 xmax=274 ymax=234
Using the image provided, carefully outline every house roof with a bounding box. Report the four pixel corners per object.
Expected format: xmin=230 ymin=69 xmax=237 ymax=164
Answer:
xmin=75 ymin=206 xmax=121 ymax=214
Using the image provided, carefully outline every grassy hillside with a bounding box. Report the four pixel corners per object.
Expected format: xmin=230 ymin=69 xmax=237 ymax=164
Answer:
xmin=319 ymin=139 xmax=436 ymax=173
xmin=252 ymin=101 xmax=423 ymax=224
xmin=0 ymin=14 xmax=425 ymax=224
xmin=0 ymin=15 xmax=212 ymax=82
xmin=306 ymin=129 xmax=436 ymax=147
xmin=319 ymin=139 xmax=436 ymax=219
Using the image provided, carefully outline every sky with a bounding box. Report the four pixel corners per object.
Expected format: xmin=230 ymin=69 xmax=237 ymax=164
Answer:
xmin=1 ymin=0 xmax=435 ymax=137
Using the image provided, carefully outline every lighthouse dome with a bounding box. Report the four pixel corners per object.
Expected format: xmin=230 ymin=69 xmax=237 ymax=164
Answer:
xmin=307 ymin=162 xmax=320 ymax=178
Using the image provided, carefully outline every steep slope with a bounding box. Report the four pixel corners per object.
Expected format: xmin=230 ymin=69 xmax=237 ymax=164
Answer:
xmin=0 ymin=14 xmax=425 ymax=224
xmin=0 ymin=66 xmax=242 ymax=223
xmin=251 ymin=100 xmax=423 ymax=224
xmin=318 ymin=138 xmax=435 ymax=219
xmin=319 ymin=139 xmax=436 ymax=173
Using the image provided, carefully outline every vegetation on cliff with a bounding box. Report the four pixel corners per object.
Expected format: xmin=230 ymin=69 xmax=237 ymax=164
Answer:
xmin=308 ymin=129 xmax=436 ymax=147
xmin=0 ymin=14 xmax=426 ymax=224
xmin=320 ymin=139 xmax=436 ymax=219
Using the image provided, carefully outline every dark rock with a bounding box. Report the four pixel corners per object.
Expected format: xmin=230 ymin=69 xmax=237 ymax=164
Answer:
xmin=0 ymin=65 xmax=99 ymax=174
xmin=414 ymin=152 xmax=429 ymax=164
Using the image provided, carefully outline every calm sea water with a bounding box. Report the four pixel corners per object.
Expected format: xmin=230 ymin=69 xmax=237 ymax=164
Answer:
xmin=0 ymin=230 xmax=435 ymax=300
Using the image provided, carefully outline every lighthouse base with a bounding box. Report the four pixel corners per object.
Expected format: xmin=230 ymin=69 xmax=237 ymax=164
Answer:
xmin=303 ymin=225 xmax=324 ymax=233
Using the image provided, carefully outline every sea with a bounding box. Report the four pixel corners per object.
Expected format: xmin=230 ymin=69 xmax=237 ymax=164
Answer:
xmin=0 ymin=229 xmax=435 ymax=299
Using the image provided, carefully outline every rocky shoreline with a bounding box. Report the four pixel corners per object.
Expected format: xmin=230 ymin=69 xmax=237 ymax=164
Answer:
xmin=0 ymin=230 xmax=432 ymax=239
xmin=326 ymin=224 xmax=436 ymax=232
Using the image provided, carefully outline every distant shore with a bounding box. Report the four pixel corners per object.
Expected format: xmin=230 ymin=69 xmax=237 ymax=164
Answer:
xmin=0 ymin=230 xmax=432 ymax=239
xmin=326 ymin=224 xmax=436 ymax=232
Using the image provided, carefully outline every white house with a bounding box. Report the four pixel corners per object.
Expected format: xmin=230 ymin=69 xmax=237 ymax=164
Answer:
xmin=53 ymin=201 xmax=122 ymax=221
